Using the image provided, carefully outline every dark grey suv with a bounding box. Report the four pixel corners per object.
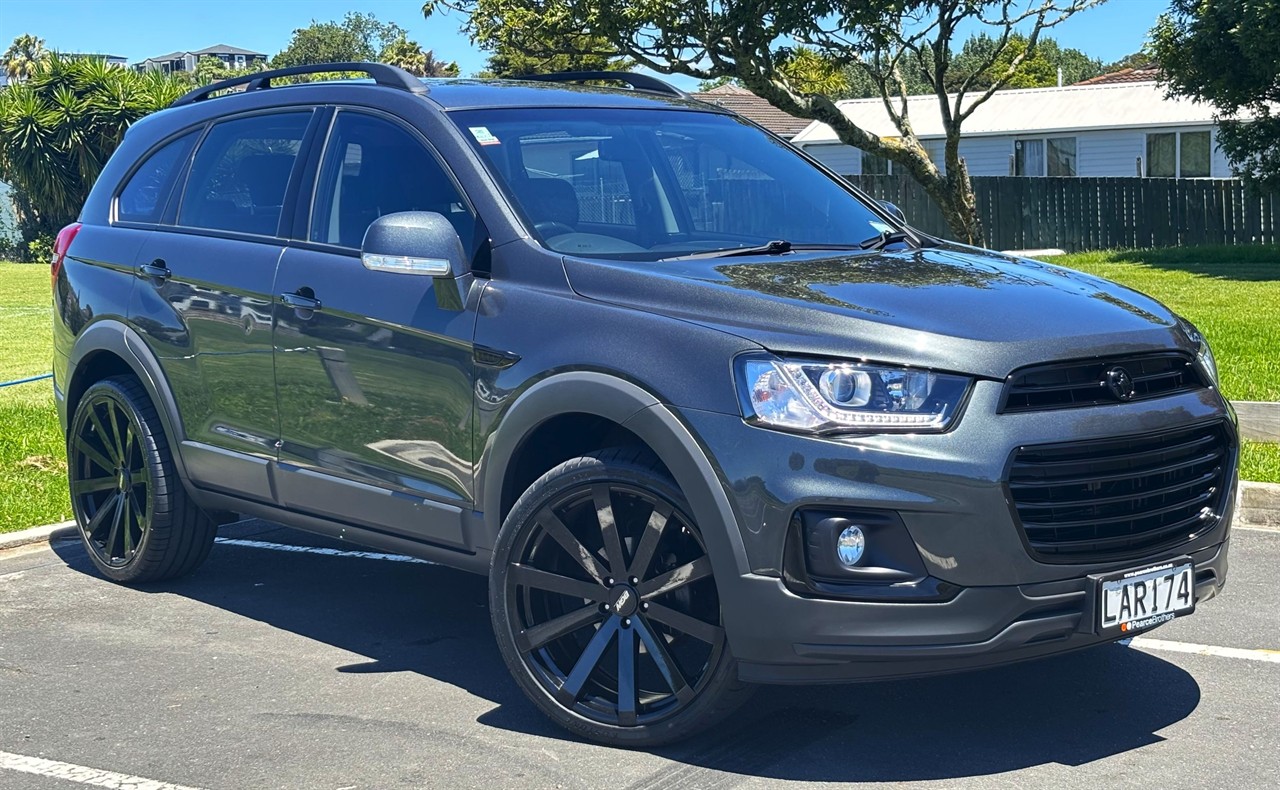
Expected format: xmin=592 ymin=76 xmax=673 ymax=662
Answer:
xmin=52 ymin=63 xmax=1237 ymax=746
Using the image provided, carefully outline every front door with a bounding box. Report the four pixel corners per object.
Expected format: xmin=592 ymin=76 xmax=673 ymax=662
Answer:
xmin=271 ymin=109 xmax=481 ymax=548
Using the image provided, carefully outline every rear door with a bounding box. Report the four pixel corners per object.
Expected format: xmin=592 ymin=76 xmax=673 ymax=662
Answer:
xmin=271 ymin=109 xmax=482 ymax=548
xmin=129 ymin=109 xmax=319 ymax=502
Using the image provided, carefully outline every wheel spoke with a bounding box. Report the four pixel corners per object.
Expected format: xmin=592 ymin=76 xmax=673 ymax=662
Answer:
xmin=121 ymin=495 xmax=134 ymax=557
xmin=616 ymin=623 xmax=638 ymax=726
xmin=593 ymin=485 xmax=627 ymax=578
xmin=556 ymin=616 xmax=620 ymax=706
xmin=83 ymin=492 xmax=118 ymax=540
xmin=634 ymin=617 xmax=694 ymax=703
xmin=517 ymin=605 xmax=603 ymax=653
xmin=627 ymin=502 xmax=670 ymax=579
xmin=122 ymin=423 xmax=136 ymax=472
xmin=130 ymin=487 xmax=147 ymax=523
xmin=71 ymin=476 xmax=118 ymax=497
xmin=105 ymin=403 xmax=127 ymax=466
xmin=637 ymin=556 xmax=713 ymax=599
xmin=510 ymin=563 xmax=607 ymax=602
xmin=537 ymin=508 xmax=608 ymax=584
xmin=103 ymin=493 xmax=125 ymax=560
xmin=643 ymin=602 xmax=724 ymax=646
xmin=74 ymin=433 xmax=116 ymax=474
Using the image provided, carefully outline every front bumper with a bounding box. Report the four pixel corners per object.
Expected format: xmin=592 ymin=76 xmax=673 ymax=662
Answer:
xmin=676 ymin=382 xmax=1237 ymax=683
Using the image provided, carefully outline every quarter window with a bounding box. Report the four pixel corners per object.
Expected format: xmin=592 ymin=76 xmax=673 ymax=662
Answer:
xmin=310 ymin=112 xmax=475 ymax=249
xmin=177 ymin=112 xmax=310 ymax=236
xmin=116 ymin=131 xmax=198 ymax=224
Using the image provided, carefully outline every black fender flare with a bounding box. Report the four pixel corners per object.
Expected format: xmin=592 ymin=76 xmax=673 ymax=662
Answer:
xmin=478 ymin=371 xmax=751 ymax=578
xmin=67 ymin=319 xmax=191 ymax=481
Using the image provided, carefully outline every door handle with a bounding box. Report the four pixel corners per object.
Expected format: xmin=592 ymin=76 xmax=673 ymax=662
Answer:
xmin=136 ymin=259 xmax=169 ymax=282
xmin=279 ymin=291 xmax=321 ymax=311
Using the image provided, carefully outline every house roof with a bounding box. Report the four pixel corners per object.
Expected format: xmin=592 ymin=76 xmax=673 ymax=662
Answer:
xmin=191 ymin=44 xmax=266 ymax=57
xmin=693 ymin=84 xmax=812 ymax=138
xmin=790 ymin=81 xmax=1226 ymax=145
xmin=1074 ymin=65 xmax=1160 ymax=85
xmin=145 ymin=51 xmax=189 ymax=63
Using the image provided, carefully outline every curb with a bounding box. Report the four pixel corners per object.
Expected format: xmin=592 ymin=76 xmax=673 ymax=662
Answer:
xmin=1239 ymin=480 xmax=1280 ymax=529
xmin=0 ymin=520 xmax=77 ymax=551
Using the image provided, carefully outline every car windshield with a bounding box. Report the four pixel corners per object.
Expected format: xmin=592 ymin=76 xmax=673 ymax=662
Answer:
xmin=451 ymin=107 xmax=901 ymax=261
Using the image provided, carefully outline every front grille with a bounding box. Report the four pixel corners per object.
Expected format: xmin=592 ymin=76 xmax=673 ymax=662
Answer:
xmin=1007 ymin=422 xmax=1230 ymax=563
xmin=1001 ymin=353 xmax=1205 ymax=413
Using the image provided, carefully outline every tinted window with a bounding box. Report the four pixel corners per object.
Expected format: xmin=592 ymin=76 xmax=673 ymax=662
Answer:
xmin=116 ymin=131 xmax=198 ymax=224
xmin=310 ymin=112 xmax=475 ymax=249
xmin=456 ymin=108 xmax=891 ymax=260
xmin=178 ymin=112 xmax=310 ymax=235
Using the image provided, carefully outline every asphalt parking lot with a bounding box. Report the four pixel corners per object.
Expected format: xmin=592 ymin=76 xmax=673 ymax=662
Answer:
xmin=2 ymin=520 xmax=1277 ymax=790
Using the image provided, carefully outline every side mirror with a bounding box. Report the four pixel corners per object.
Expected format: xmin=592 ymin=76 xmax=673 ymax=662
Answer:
xmin=360 ymin=211 xmax=465 ymax=277
xmin=878 ymin=200 xmax=906 ymax=224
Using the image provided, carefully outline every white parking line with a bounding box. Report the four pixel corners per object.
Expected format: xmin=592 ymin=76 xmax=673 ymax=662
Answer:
xmin=214 ymin=536 xmax=434 ymax=564
xmin=0 ymin=750 xmax=205 ymax=789
xmin=1131 ymin=637 xmax=1280 ymax=664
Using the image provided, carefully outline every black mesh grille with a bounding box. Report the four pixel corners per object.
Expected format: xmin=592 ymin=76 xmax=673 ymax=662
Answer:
xmin=1001 ymin=353 xmax=1205 ymax=413
xmin=1008 ymin=422 xmax=1230 ymax=563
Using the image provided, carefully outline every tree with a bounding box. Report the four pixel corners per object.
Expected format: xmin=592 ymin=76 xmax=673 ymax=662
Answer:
xmin=3 ymin=34 xmax=48 ymax=82
xmin=0 ymin=54 xmax=186 ymax=246
xmin=273 ymin=12 xmax=408 ymax=68
xmin=1151 ymin=0 xmax=1280 ymax=191
xmin=379 ymin=35 xmax=460 ymax=77
xmin=422 ymin=0 xmax=1104 ymax=244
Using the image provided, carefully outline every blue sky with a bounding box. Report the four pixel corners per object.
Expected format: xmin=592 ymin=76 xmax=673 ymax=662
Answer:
xmin=1 ymin=0 xmax=1168 ymax=90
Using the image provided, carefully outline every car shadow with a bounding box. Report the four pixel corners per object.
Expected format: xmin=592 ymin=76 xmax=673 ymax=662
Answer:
xmin=51 ymin=525 xmax=1202 ymax=783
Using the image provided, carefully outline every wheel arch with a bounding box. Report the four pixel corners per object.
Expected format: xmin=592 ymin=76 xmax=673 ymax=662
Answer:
xmin=67 ymin=320 xmax=190 ymax=481
xmin=478 ymin=371 xmax=751 ymax=578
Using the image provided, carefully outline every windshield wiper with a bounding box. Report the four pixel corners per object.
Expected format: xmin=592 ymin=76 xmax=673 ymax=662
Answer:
xmin=859 ymin=229 xmax=914 ymax=251
xmin=660 ymin=240 xmax=868 ymax=261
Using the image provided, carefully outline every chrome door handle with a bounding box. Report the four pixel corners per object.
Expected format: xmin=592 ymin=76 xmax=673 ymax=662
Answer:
xmin=279 ymin=291 xmax=321 ymax=311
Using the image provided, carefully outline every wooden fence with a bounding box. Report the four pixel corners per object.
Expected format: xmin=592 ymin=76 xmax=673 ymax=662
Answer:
xmin=844 ymin=175 xmax=1280 ymax=252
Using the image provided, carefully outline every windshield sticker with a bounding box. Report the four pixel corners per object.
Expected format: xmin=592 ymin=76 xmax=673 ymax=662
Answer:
xmin=868 ymin=221 xmax=893 ymax=233
xmin=469 ymin=126 xmax=501 ymax=146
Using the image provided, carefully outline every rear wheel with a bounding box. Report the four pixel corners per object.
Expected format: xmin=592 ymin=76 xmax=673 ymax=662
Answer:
xmin=491 ymin=447 xmax=753 ymax=747
xmin=68 ymin=376 xmax=215 ymax=583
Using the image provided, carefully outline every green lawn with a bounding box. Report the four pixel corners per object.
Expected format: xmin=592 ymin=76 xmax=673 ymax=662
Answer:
xmin=0 ymin=248 xmax=1277 ymax=533
xmin=0 ymin=263 xmax=71 ymax=533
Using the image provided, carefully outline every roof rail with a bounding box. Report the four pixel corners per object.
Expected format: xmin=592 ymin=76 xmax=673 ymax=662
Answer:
xmin=521 ymin=71 xmax=687 ymax=98
xmin=171 ymin=62 xmax=427 ymax=108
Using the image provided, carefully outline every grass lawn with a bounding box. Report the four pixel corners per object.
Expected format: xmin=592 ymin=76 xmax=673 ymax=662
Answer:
xmin=0 ymin=262 xmax=71 ymax=533
xmin=0 ymin=247 xmax=1276 ymax=534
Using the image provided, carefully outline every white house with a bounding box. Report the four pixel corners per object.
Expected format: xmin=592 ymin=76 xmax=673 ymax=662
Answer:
xmin=134 ymin=45 xmax=267 ymax=75
xmin=790 ymin=79 xmax=1238 ymax=179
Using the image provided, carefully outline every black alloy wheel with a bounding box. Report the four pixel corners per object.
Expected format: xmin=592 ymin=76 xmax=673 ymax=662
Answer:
xmin=68 ymin=377 xmax=216 ymax=583
xmin=70 ymin=386 xmax=151 ymax=568
xmin=492 ymin=448 xmax=753 ymax=746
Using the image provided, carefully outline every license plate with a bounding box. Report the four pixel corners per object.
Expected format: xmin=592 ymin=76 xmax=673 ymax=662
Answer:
xmin=1098 ymin=559 xmax=1195 ymax=633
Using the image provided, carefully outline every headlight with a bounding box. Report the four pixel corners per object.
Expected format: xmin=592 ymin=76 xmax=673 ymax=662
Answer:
xmin=1177 ymin=316 xmax=1219 ymax=385
xmin=736 ymin=355 xmax=972 ymax=433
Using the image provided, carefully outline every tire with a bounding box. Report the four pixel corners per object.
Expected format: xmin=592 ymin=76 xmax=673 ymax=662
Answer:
xmin=490 ymin=446 xmax=755 ymax=747
xmin=67 ymin=376 xmax=216 ymax=583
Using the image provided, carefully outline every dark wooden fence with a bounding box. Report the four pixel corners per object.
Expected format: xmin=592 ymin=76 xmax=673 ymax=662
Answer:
xmin=844 ymin=175 xmax=1280 ymax=252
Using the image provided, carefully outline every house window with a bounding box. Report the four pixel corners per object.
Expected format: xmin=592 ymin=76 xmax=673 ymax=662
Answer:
xmin=862 ymin=152 xmax=891 ymax=175
xmin=1180 ymin=131 xmax=1211 ymax=178
xmin=1015 ymin=137 xmax=1076 ymax=176
xmin=1014 ymin=139 xmax=1044 ymax=176
xmin=1147 ymin=133 xmax=1176 ymax=177
xmin=1047 ymin=137 xmax=1077 ymax=176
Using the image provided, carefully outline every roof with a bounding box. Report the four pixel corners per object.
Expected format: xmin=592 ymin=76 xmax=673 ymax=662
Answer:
xmin=145 ymin=52 xmax=188 ymax=63
xmin=191 ymin=44 xmax=266 ymax=57
xmin=1074 ymin=65 xmax=1160 ymax=86
xmin=693 ymin=84 xmax=811 ymax=138
xmin=790 ymin=81 xmax=1226 ymax=145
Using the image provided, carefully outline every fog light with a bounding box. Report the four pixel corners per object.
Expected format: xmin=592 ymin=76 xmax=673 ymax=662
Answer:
xmin=836 ymin=525 xmax=866 ymax=566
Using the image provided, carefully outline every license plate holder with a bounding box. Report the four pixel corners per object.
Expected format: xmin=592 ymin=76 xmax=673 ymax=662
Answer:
xmin=1095 ymin=557 xmax=1195 ymax=635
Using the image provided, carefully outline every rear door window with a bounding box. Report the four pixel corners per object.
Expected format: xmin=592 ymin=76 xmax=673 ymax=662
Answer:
xmin=177 ymin=112 xmax=311 ymax=236
xmin=115 ymin=131 xmax=198 ymax=224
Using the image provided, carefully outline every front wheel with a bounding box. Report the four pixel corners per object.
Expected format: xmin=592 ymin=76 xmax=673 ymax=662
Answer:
xmin=490 ymin=447 xmax=753 ymax=747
